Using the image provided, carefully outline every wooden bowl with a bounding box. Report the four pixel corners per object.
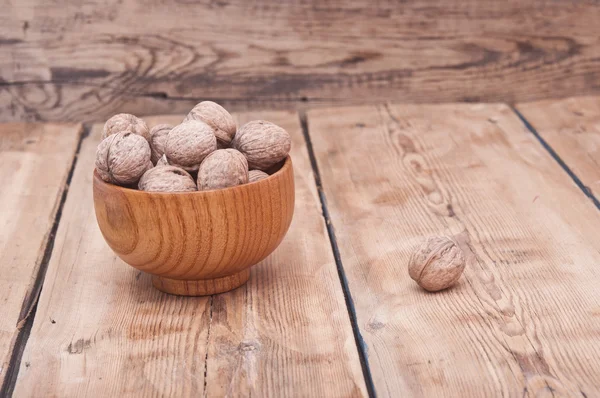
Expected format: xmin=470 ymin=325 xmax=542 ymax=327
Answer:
xmin=93 ymin=157 xmax=294 ymax=296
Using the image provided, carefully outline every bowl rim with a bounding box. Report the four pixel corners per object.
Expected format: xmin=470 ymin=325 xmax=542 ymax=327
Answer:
xmin=93 ymin=155 xmax=292 ymax=196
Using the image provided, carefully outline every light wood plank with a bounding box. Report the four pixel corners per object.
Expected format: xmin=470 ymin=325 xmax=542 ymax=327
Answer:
xmin=308 ymin=103 xmax=600 ymax=396
xmin=13 ymin=113 xmax=366 ymax=397
xmin=517 ymin=96 xmax=600 ymax=200
xmin=2 ymin=1 xmax=600 ymax=122
xmin=0 ymin=122 xmax=81 ymax=388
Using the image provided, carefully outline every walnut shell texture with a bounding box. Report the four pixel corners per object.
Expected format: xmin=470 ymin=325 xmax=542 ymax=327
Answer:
xmin=165 ymin=120 xmax=217 ymax=172
xmin=408 ymin=236 xmax=465 ymax=292
xmin=102 ymin=113 xmax=149 ymax=141
xmin=149 ymin=124 xmax=172 ymax=164
xmin=248 ymin=169 xmax=269 ymax=183
xmin=232 ymin=120 xmax=291 ymax=170
xmin=184 ymin=101 xmax=237 ymax=148
xmin=95 ymin=132 xmax=152 ymax=185
xmin=138 ymin=165 xmax=197 ymax=192
xmin=197 ymin=149 xmax=249 ymax=190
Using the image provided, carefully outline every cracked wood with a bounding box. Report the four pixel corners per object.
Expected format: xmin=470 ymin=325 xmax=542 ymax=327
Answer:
xmin=308 ymin=103 xmax=600 ymax=396
xmin=2 ymin=1 xmax=600 ymax=122
xmin=12 ymin=113 xmax=366 ymax=397
xmin=0 ymin=122 xmax=81 ymax=389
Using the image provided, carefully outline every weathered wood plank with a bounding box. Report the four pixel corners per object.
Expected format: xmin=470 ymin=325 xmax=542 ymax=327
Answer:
xmin=517 ymin=96 xmax=600 ymax=202
xmin=0 ymin=122 xmax=81 ymax=389
xmin=13 ymin=113 xmax=366 ymax=396
xmin=2 ymin=1 xmax=600 ymax=122
xmin=308 ymin=103 xmax=600 ymax=396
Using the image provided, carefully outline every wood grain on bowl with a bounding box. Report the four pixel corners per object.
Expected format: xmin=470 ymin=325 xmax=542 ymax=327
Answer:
xmin=93 ymin=156 xmax=294 ymax=296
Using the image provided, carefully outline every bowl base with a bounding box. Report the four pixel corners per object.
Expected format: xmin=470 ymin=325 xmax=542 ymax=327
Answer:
xmin=152 ymin=269 xmax=251 ymax=296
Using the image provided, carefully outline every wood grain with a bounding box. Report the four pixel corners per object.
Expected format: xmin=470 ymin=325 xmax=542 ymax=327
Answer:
xmin=308 ymin=103 xmax=600 ymax=396
xmin=93 ymin=155 xmax=294 ymax=296
xmin=12 ymin=113 xmax=367 ymax=396
xmin=2 ymin=1 xmax=600 ymax=122
xmin=0 ymin=122 xmax=80 ymax=389
xmin=517 ymin=96 xmax=600 ymax=201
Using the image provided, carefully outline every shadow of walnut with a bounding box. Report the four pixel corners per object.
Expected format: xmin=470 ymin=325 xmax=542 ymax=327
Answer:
xmin=93 ymin=156 xmax=294 ymax=296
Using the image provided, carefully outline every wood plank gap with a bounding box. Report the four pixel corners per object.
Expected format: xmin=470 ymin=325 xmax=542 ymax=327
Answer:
xmin=512 ymin=107 xmax=600 ymax=211
xmin=202 ymin=295 xmax=213 ymax=398
xmin=299 ymin=110 xmax=377 ymax=398
xmin=0 ymin=124 xmax=90 ymax=398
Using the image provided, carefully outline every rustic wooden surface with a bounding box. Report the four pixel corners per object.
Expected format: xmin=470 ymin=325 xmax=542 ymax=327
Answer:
xmin=0 ymin=122 xmax=81 ymax=389
xmin=2 ymin=1 xmax=600 ymax=122
xmin=517 ymin=96 xmax=600 ymax=204
xmin=307 ymin=103 xmax=600 ymax=396
xmin=11 ymin=114 xmax=366 ymax=397
xmin=2 ymin=98 xmax=600 ymax=396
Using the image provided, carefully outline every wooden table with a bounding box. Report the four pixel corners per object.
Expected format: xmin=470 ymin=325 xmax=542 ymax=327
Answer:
xmin=1 ymin=97 xmax=600 ymax=397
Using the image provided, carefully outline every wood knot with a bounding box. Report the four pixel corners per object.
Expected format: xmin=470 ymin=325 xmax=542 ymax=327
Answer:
xmin=67 ymin=338 xmax=92 ymax=354
xmin=238 ymin=341 xmax=260 ymax=353
xmin=367 ymin=319 xmax=385 ymax=331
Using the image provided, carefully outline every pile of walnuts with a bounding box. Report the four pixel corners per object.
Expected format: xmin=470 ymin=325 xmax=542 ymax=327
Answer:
xmin=95 ymin=102 xmax=291 ymax=192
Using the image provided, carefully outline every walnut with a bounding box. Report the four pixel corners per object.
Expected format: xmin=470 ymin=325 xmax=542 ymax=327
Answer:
xmin=408 ymin=236 xmax=466 ymax=292
xmin=248 ymin=169 xmax=269 ymax=183
xmin=184 ymin=101 xmax=236 ymax=148
xmin=197 ymin=149 xmax=248 ymax=190
xmin=165 ymin=120 xmax=217 ymax=172
xmin=156 ymin=154 xmax=169 ymax=166
xmin=149 ymin=124 xmax=172 ymax=164
xmin=96 ymin=132 xmax=152 ymax=185
xmin=138 ymin=165 xmax=197 ymax=192
xmin=102 ymin=113 xmax=149 ymax=141
xmin=232 ymin=120 xmax=291 ymax=170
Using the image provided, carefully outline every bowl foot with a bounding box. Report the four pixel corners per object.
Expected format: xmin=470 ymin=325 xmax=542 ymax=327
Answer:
xmin=152 ymin=269 xmax=250 ymax=296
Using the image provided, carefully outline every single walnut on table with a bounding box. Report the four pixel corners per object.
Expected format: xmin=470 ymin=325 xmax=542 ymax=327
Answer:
xmin=165 ymin=120 xmax=217 ymax=172
xmin=408 ymin=236 xmax=466 ymax=292
xmin=96 ymin=132 xmax=152 ymax=185
xmin=185 ymin=101 xmax=237 ymax=148
xmin=138 ymin=165 xmax=197 ymax=192
xmin=102 ymin=113 xmax=149 ymax=141
xmin=232 ymin=120 xmax=291 ymax=171
xmin=197 ymin=149 xmax=248 ymax=190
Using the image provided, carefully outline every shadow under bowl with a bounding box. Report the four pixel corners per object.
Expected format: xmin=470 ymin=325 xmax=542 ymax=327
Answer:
xmin=93 ymin=156 xmax=294 ymax=296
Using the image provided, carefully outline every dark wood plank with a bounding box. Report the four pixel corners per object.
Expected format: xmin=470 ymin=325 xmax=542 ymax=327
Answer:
xmin=517 ymin=96 xmax=600 ymax=202
xmin=12 ymin=114 xmax=367 ymax=397
xmin=1 ymin=1 xmax=600 ymax=122
xmin=0 ymin=122 xmax=81 ymax=389
xmin=308 ymin=103 xmax=600 ymax=396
